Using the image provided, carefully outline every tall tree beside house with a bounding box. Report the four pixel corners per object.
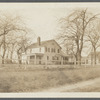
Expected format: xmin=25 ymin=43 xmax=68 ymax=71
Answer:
xmin=57 ymin=9 xmax=100 ymax=65
xmin=15 ymin=35 xmax=32 ymax=64
xmin=3 ymin=30 xmax=34 ymax=64
xmin=86 ymin=21 xmax=100 ymax=65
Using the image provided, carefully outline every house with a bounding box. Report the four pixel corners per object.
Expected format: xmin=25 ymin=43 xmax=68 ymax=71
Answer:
xmin=21 ymin=37 xmax=73 ymax=65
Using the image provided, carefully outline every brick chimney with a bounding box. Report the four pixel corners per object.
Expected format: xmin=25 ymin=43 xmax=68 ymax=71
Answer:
xmin=37 ymin=37 xmax=41 ymax=46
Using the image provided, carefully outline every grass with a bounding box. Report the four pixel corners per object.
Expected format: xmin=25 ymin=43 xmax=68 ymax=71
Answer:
xmin=0 ymin=65 xmax=100 ymax=92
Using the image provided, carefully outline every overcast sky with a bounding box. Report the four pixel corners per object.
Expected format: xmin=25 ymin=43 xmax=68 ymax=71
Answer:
xmin=0 ymin=3 xmax=100 ymax=56
xmin=0 ymin=3 xmax=99 ymax=41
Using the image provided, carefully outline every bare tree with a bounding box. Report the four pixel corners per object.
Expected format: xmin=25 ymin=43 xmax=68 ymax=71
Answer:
xmin=57 ymin=9 xmax=100 ymax=65
xmin=15 ymin=35 xmax=32 ymax=64
xmin=0 ymin=12 xmax=29 ymax=64
xmin=86 ymin=21 xmax=100 ymax=65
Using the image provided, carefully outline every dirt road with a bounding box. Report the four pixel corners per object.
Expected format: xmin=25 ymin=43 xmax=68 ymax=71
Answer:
xmin=42 ymin=77 xmax=100 ymax=92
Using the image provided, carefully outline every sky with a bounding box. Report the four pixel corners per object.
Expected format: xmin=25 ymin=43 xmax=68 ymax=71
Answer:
xmin=0 ymin=3 xmax=99 ymax=41
xmin=0 ymin=3 xmax=100 ymax=56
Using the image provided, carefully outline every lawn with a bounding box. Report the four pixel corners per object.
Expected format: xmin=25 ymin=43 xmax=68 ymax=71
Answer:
xmin=0 ymin=65 xmax=100 ymax=92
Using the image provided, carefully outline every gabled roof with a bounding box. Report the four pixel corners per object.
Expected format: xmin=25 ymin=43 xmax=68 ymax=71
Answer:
xmin=27 ymin=39 xmax=62 ymax=49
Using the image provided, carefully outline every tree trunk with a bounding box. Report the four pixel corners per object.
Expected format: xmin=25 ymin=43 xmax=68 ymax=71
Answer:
xmin=10 ymin=51 xmax=13 ymax=63
xmin=76 ymin=51 xmax=81 ymax=65
xmin=91 ymin=53 xmax=93 ymax=65
xmin=2 ymin=33 xmax=6 ymax=64
xmin=17 ymin=53 xmax=22 ymax=64
xmin=77 ymin=53 xmax=81 ymax=65
xmin=94 ymin=47 xmax=96 ymax=65
xmin=2 ymin=49 xmax=6 ymax=64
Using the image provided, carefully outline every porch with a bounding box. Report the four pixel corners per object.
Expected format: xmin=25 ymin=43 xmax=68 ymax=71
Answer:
xmin=27 ymin=53 xmax=44 ymax=65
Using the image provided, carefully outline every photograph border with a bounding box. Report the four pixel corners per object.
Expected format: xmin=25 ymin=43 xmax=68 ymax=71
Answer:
xmin=0 ymin=1 xmax=99 ymax=99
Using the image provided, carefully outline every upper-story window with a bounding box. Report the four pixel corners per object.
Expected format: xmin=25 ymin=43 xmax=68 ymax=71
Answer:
xmin=47 ymin=56 xmax=49 ymax=60
xmin=45 ymin=47 xmax=47 ymax=52
xmin=58 ymin=49 xmax=60 ymax=53
xmin=48 ymin=48 xmax=50 ymax=52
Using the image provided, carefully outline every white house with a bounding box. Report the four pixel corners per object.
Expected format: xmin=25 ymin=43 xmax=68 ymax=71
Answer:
xmin=22 ymin=37 xmax=73 ymax=65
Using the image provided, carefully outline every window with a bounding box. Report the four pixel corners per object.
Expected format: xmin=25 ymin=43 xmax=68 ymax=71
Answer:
xmin=57 ymin=49 xmax=59 ymax=53
xmin=30 ymin=56 xmax=34 ymax=59
xmin=45 ymin=47 xmax=47 ymax=52
xmin=86 ymin=60 xmax=88 ymax=64
xmin=65 ymin=57 xmax=68 ymax=60
xmin=48 ymin=48 xmax=50 ymax=52
xmin=47 ymin=56 xmax=49 ymax=60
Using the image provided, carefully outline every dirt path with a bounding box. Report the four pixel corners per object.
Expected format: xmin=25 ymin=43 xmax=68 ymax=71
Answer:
xmin=42 ymin=77 xmax=100 ymax=92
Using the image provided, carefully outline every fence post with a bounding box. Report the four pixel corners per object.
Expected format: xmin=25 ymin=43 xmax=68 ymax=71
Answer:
xmin=61 ymin=57 xmax=63 ymax=65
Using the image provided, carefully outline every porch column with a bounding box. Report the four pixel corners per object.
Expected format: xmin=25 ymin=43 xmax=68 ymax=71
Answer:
xmin=27 ymin=56 xmax=30 ymax=64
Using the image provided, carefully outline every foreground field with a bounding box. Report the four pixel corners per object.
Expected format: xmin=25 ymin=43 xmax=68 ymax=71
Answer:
xmin=0 ymin=66 xmax=100 ymax=92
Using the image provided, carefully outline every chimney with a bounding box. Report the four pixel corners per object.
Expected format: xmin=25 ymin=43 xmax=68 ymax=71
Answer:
xmin=37 ymin=37 xmax=41 ymax=46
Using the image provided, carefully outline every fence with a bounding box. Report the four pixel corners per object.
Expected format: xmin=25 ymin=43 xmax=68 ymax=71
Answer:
xmin=0 ymin=58 xmax=98 ymax=66
xmin=0 ymin=59 xmax=76 ymax=65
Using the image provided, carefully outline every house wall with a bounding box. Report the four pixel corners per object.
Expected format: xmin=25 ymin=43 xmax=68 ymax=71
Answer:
xmin=22 ymin=40 xmax=62 ymax=65
xmin=42 ymin=40 xmax=62 ymax=64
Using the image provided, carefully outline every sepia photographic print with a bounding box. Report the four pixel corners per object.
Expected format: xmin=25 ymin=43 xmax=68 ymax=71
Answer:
xmin=0 ymin=2 xmax=100 ymax=98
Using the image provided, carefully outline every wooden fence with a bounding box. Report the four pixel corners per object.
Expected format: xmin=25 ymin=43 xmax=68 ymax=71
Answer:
xmin=0 ymin=58 xmax=98 ymax=66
